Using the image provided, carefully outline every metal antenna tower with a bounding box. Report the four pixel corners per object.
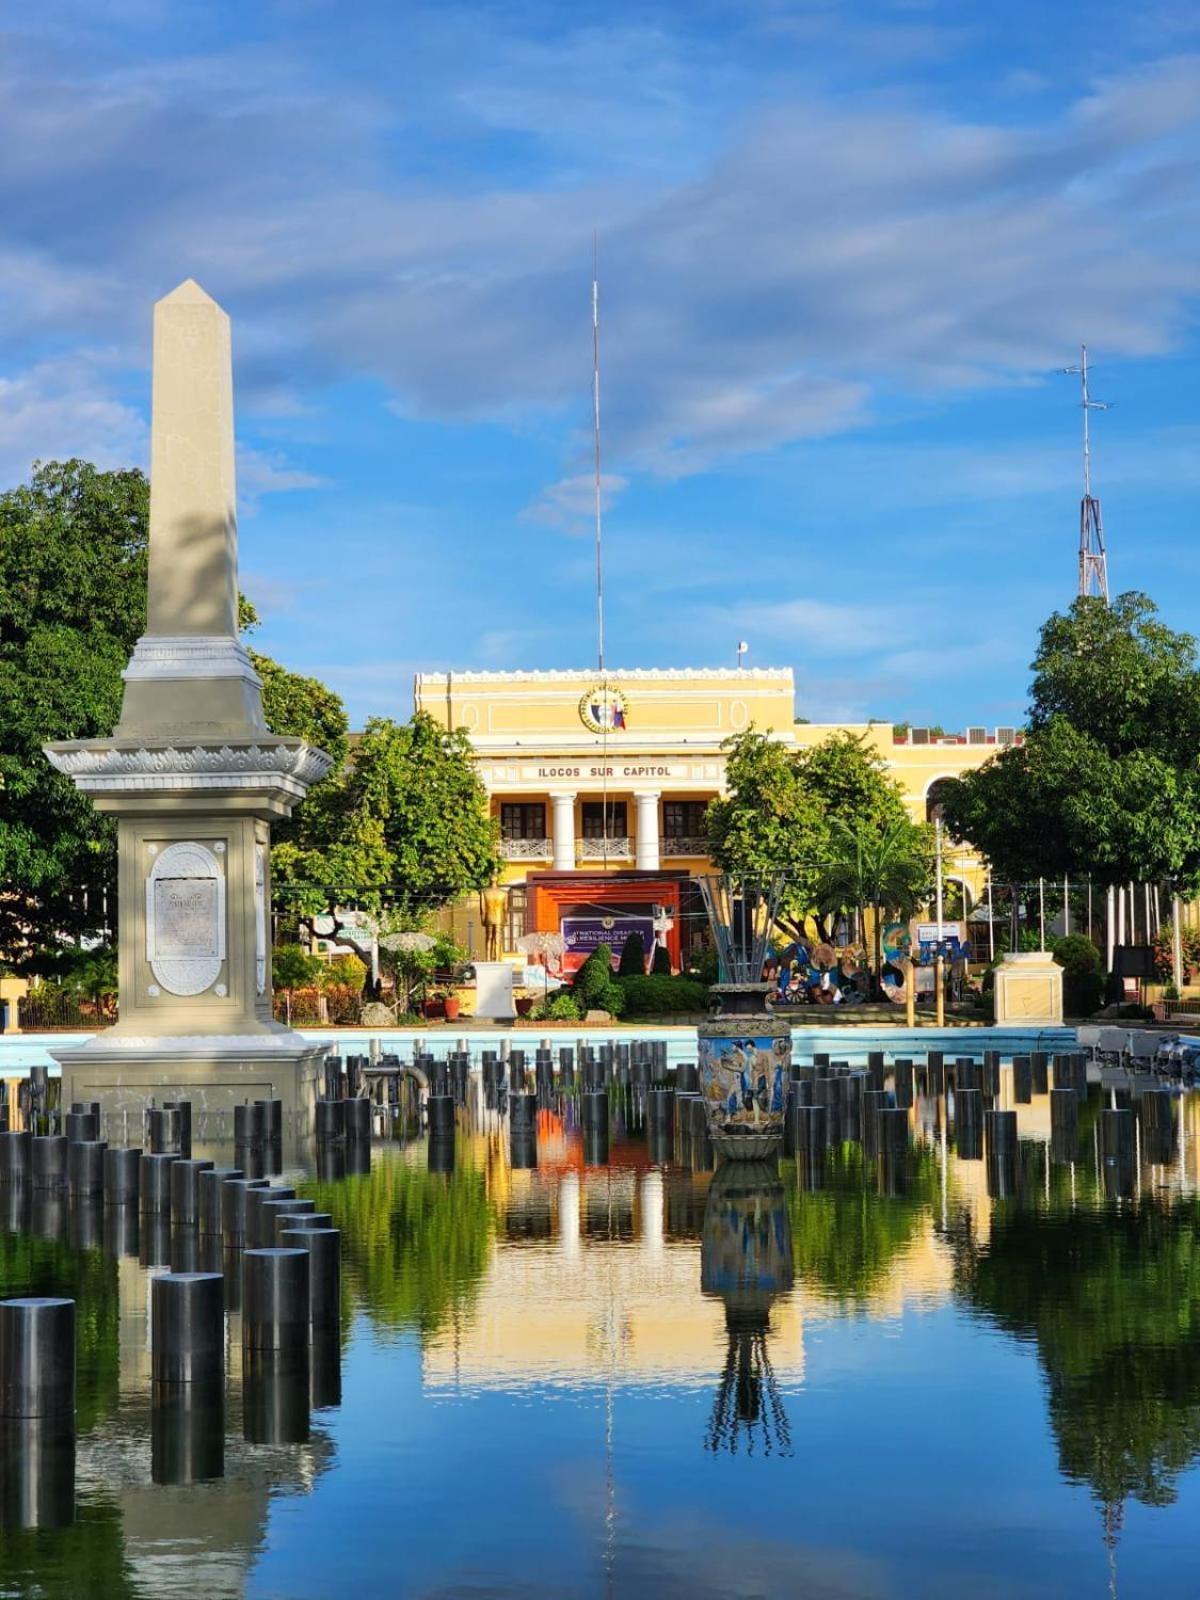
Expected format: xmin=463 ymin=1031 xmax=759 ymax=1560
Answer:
xmin=592 ymin=234 xmax=606 ymax=672
xmin=1060 ymin=343 xmax=1111 ymax=601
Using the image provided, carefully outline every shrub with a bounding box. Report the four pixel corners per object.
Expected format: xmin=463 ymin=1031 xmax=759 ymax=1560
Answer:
xmin=652 ymin=944 xmax=672 ymax=975
xmin=274 ymin=943 xmax=321 ymax=992
xmin=322 ymin=953 xmax=368 ymax=991
xmin=616 ymin=974 xmax=709 ymax=1017
xmin=1051 ymin=933 xmax=1105 ymax=1016
xmin=534 ymin=990 xmax=582 ymax=1021
xmin=618 ymin=931 xmax=647 ymax=976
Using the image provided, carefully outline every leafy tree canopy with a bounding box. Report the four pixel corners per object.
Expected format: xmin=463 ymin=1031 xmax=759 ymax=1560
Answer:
xmin=0 ymin=460 xmax=148 ymax=964
xmin=707 ymin=728 xmax=923 ymax=939
xmin=272 ymin=712 xmax=500 ymax=936
xmin=941 ymin=594 xmax=1200 ymax=889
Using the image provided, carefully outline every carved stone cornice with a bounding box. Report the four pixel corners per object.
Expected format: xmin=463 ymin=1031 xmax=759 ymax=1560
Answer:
xmin=45 ymin=736 xmax=332 ymax=804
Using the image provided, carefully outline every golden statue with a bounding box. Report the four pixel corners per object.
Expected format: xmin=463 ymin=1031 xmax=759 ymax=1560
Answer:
xmin=480 ymin=885 xmax=509 ymax=962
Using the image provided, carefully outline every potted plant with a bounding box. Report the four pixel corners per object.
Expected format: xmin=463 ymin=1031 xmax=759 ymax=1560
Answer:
xmin=443 ymin=991 xmax=462 ymax=1022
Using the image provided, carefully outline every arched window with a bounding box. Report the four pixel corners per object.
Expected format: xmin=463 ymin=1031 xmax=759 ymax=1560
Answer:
xmin=925 ymin=777 xmax=956 ymax=823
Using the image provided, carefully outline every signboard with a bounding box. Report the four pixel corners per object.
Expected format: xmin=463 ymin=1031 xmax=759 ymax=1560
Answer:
xmin=911 ymin=918 xmax=971 ymax=964
xmin=561 ymin=913 xmax=656 ymax=969
xmin=145 ymin=839 xmax=226 ymax=997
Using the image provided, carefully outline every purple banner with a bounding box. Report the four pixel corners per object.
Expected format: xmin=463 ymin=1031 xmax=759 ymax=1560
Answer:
xmin=561 ymin=914 xmax=656 ymax=968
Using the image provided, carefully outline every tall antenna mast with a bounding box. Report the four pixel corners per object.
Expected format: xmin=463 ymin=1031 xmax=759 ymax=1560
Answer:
xmin=1060 ymin=343 xmax=1111 ymax=601
xmin=592 ymin=235 xmax=606 ymax=672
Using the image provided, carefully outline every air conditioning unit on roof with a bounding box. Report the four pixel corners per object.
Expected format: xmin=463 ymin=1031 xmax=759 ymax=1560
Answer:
xmin=996 ymin=726 xmax=1017 ymax=746
xmin=968 ymin=727 xmax=986 ymax=744
xmin=911 ymin=727 xmax=930 ymax=745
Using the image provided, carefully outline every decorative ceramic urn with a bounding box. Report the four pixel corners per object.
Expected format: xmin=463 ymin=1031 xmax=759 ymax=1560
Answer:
xmin=696 ymin=875 xmax=791 ymax=1162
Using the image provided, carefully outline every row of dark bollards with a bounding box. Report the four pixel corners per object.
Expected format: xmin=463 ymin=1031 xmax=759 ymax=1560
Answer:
xmin=0 ymin=1092 xmax=349 ymax=1526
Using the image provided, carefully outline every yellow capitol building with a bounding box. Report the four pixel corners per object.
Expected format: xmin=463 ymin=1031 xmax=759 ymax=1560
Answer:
xmin=414 ymin=666 xmax=1013 ymax=967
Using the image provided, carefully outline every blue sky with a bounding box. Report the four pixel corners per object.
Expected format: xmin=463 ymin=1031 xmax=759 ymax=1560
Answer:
xmin=3 ymin=0 xmax=1199 ymax=730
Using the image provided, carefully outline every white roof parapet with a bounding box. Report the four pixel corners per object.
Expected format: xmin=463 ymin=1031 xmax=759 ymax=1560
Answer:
xmin=415 ymin=666 xmax=793 ymax=684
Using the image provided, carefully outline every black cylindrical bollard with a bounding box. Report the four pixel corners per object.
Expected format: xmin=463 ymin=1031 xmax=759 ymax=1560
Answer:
xmin=258 ymin=1198 xmax=314 ymax=1247
xmin=1140 ymin=1088 xmax=1176 ymax=1165
xmin=583 ymin=1125 xmax=610 ymax=1166
xmin=243 ymin=1249 xmax=310 ymax=1354
xmin=151 ymin=1379 xmax=224 ymax=1486
xmin=510 ymin=1091 xmax=538 ymax=1131
xmin=280 ymin=1227 xmax=341 ymax=1329
xmin=146 ymin=1107 xmax=180 ymax=1156
xmin=510 ymin=1130 xmax=538 ymax=1170
xmin=274 ymin=1210 xmax=332 ymax=1243
xmin=103 ymin=1202 xmax=139 ymax=1259
xmin=1101 ymin=1107 xmax=1135 ymax=1196
xmin=646 ymin=1088 xmax=674 ymax=1132
xmin=985 ymin=1108 xmax=1018 ymax=1159
xmin=344 ymin=1097 xmax=371 ymax=1142
xmin=314 ymin=1099 xmax=345 ymax=1143
xmin=925 ymin=1053 xmax=945 ymax=1096
xmin=234 ymin=1102 xmax=265 ymax=1148
xmin=151 ymin=1272 xmax=224 ymax=1385
xmin=1049 ymin=1088 xmax=1078 ymax=1163
xmin=893 ymin=1059 xmax=914 ymax=1110
xmin=257 ymin=1100 xmax=283 ymax=1143
xmin=794 ymin=1104 xmax=827 ymax=1160
xmin=861 ymin=1090 xmax=887 ymax=1158
xmin=956 ymin=1088 xmax=983 ymax=1159
xmin=1012 ymin=1055 xmax=1032 ymax=1105
xmin=877 ymin=1106 xmax=909 ymax=1158
xmin=0 ymin=1416 xmax=76 ymax=1530
xmin=140 ymin=1153 xmax=178 ymax=1214
xmin=31 ymin=1137 xmax=68 ymax=1191
xmin=221 ymin=1176 xmax=269 ymax=1245
xmin=103 ymin=1147 xmax=141 ymax=1207
xmin=164 ymin=1101 xmax=192 ymax=1158
xmin=247 ymin=1186 xmax=295 ymax=1250
xmin=676 ymin=1062 xmax=699 ymax=1095
xmin=243 ymin=1348 xmax=309 ymax=1446
xmin=581 ymin=1090 xmax=609 ymax=1133
xmin=67 ymin=1141 xmax=106 ymax=1198
xmin=1030 ymin=1051 xmax=1049 ymax=1096
xmin=427 ymin=1095 xmax=455 ymax=1137
xmin=310 ymin=1329 xmax=341 ymax=1412
xmin=64 ymin=1112 xmax=98 ymax=1145
xmin=198 ymin=1168 xmax=242 ymax=1235
xmin=169 ymin=1159 xmax=214 ymax=1228
xmin=0 ymin=1131 xmax=31 ymax=1185
xmin=0 ymin=1298 xmax=75 ymax=1421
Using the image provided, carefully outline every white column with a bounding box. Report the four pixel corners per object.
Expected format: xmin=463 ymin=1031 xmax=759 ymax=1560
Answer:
xmin=635 ymin=791 xmax=660 ymax=871
xmin=551 ymin=792 xmax=576 ymax=871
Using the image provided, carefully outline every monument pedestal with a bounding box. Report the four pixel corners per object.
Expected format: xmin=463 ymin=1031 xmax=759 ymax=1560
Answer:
xmin=993 ymin=951 xmax=1064 ymax=1027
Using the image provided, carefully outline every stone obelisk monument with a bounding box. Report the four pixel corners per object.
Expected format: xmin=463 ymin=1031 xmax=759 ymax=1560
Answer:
xmin=45 ymin=281 xmax=332 ymax=1121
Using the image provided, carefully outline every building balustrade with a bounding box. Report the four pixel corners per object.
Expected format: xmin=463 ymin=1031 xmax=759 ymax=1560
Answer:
xmin=661 ymin=835 xmax=709 ymax=858
xmin=576 ymin=836 xmax=633 ymax=862
xmin=500 ymin=836 xmax=554 ymax=861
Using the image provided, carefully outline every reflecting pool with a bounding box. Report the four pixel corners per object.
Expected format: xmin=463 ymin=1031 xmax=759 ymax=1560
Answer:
xmin=4 ymin=1070 xmax=1200 ymax=1598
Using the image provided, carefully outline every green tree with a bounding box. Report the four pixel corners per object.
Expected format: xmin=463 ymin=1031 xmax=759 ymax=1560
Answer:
xmin=273 ymin=942 xmax=322 ymax=997
xmin=0 ymin=459 xmax=349 ymax=970
xmin=618 ymin=930 xmax=647 ymax=976
xmin=941 ymin=594 xmax=1200 ymax=893
xmin=0 ymin=460 xmax=148 ymax=966
xmin=816 ymin=816 xmax=931 ymax=986
xmin=708 ymin=728 xmax=918 ymax=943
xmin=959 ymin=1198 xmax=1200 ymax=1520
xmin=272 ymin=712 xmax=500 ymax=952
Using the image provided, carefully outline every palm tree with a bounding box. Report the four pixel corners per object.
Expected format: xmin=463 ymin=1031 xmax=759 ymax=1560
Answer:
xmin=816 ymin=818 xmax=932 ymax=994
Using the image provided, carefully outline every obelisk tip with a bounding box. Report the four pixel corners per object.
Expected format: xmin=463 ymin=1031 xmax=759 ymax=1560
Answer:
xmin=158 ymin=278 xmax=222 ymax=309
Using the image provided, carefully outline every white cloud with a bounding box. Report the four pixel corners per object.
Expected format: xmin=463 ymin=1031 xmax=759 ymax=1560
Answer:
xmin=522 ymin=472 xmax=628 ymax=534
xmin=236 ymin=446 xmax=326 ymax=499
xmin=0 ymin=354 xmax=146 ymax=484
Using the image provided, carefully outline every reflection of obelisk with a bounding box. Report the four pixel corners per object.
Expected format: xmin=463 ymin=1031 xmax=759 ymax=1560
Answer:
xmin=45 ymin=281 xmax=331 ymax=1122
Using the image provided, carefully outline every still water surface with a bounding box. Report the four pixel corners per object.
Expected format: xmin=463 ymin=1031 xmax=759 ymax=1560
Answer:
xmin=3 ymin=1077 xmax=1200 ymax=1599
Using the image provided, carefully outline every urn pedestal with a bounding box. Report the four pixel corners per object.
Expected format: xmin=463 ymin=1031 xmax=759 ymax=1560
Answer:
xmin=697 ymin=984 xmax=791 ymax=1162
